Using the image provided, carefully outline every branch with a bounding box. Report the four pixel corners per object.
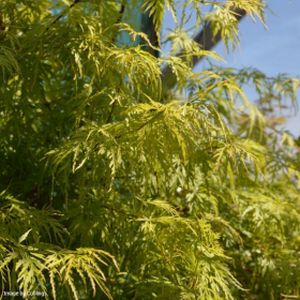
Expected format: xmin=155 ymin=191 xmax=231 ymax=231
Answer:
xmin=142 ymin=13 xmax=159 ymax=58
xmin=161 ymin=8 xmax=246 ymax=89
xmin=106 ymin=100 xmax=116 ymax=124
xmin=45 ymin=0 xmax=81 ymax=32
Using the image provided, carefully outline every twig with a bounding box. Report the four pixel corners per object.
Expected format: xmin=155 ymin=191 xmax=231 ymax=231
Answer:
xmin=106 ymin=100 xmax=116 ymax=124
xmin=45 ymin=0 xmax=81 ymax=32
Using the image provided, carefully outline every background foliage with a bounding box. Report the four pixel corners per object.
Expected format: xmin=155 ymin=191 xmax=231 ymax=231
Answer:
xmin=0 ymin=0 xmax=299 ymax=299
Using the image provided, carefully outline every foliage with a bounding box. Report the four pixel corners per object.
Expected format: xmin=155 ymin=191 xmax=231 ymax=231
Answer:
xmin=0 ymin=0 xmax=299 ymax=299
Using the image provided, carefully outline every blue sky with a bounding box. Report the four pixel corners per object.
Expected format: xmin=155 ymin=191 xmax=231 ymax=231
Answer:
xmin=163 ymin=0 xmax=300 ymax=136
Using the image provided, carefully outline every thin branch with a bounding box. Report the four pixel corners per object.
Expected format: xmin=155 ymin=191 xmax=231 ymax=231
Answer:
xmin=142 ymin=13 xmax=159 ymax=57
xmin=45 ymin=0 xmax=81 ymax=32
xmin=106 ymin=100 xmax=116 ymax=124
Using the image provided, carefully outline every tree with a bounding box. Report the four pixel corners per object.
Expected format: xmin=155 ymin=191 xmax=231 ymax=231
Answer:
xmin=0 ymin=0 xmax=299 ymax=299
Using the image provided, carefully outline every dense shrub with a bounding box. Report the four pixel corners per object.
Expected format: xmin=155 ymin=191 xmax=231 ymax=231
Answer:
xmin=0 ymin=1 xmax=299 ymax=299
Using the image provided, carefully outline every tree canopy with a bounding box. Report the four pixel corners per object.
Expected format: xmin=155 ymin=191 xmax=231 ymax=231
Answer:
xmin=0 ymin=0 xmax=300 ymax=299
